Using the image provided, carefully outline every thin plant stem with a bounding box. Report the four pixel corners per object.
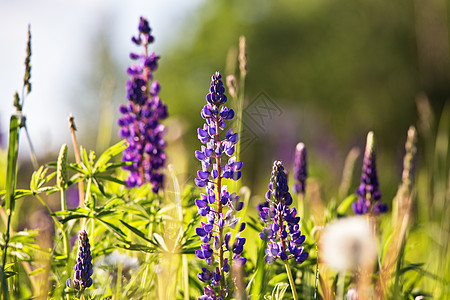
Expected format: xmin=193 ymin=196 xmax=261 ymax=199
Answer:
xmin=235 ymin=36 xmax=246 ymax=193
xmin=284 ymin=260 xmax=298 ymax=300
xmin=68 ymin=115 xmax=86 ymax=224
xmin=314 ymin=244 xmax=319 ymax=299
xmin=60 ymin=189 xmax=66 ymax=212
xmin=235 ymin=61 xmax=246 ymax=173
xmin=182 ymin=254 xmax=189 ymax=300
xmin=298 ymin=192 xmax=304 ymax=219
xmin=0 ymin=209 xmax=39 ymax=295
xmin=23 ymin=126 xmax=39 ymax=170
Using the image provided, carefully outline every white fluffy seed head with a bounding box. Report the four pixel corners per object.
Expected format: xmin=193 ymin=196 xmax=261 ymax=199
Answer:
xmin=319 ymin=216 xmax=377 ymax=272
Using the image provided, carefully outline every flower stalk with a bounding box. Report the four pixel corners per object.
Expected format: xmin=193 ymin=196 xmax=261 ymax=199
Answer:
xmin=258 ymin=161 xmax=308 ymax=299
xmin=352 ymin=131 xmax=387 ymax=216
xmin=195 ymin=72 xmax=246 ymax=299
xmin=119 ymin=17 xmax=168 ymax=192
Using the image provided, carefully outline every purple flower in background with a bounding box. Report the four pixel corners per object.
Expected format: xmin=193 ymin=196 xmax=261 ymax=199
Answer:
xmin=292 ymin=142 xmax=307 ymax=195
xmin=352 ymin=131 xmax=387 ymax=215
xmin=194 ymin=72 xmax=245 ymax=299
xmin=258 ymin=161 xmax=308 ymax=264
xmin=118 ymin=17 xmax=168 ymax=192
xmin=66 ymin=230 xmax=93 ymax=291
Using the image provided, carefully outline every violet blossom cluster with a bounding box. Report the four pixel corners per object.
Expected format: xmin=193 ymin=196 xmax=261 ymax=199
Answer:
xmin=118 ymin=17 xmax=168 ymax=192
xmin=258 ymin=161 xmax=308 ymax=264
xmin=195 ymin=72 xmax=246 ymax=300
xmin=66 ymin=230 xmax=93 ymax=291
xmin=352 ymin=132 xmax=387 ymax=215
xmin=292 ymin=142 xmax=307 ymax=194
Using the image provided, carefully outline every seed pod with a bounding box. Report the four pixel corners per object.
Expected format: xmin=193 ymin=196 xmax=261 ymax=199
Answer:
xmin=57 ymin=144 xmax=68 ymax=189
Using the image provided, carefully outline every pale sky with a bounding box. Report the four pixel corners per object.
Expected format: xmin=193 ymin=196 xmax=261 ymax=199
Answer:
xmin=0 ymin=0 xmax=204 ymax=157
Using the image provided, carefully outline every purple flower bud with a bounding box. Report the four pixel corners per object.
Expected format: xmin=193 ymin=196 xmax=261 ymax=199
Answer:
xmin=293 ymin=143 xmax=307 ymax=194
xmin=67 ymin=231 xmax=93 ymax=291
xmin=258 ymin=161 xmax=308 ymax=265
xmin=352 ymin=132 xmax=386 ymax=215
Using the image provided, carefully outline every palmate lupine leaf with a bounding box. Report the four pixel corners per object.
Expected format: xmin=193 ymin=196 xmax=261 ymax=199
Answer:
xmin=30 ymin=166 xmax=57 ymax=194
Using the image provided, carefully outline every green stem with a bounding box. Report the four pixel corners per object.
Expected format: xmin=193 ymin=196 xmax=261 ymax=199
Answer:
xmin=284 ymin=260 xmax=298 ymax=300
xmin=60 ymin=188 xmax=66 ymax=212
xmin=337 ymin=271 xmax=345 ymax=300
xmin=297 ymin=192 xmax=304 ymax=219
xmin=2 ymin=212 xmax=13 ymax=271
xmin=314 ymin=244 xmax=319 ymax=299
xmin=38 ymin=192 xmax=70 ymax=280
xmin=23 ymin=126 xmax=39 ymax=170
xmin=2 ymin=115 xmax=21 ymax=273
xmin=182 ymin=254 xmax=189 ymax=300
xmin=235 ymin=73 xmax=245 ymax=166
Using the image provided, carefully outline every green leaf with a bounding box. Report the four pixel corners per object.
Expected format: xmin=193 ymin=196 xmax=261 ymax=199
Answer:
xmin=93 ymin=177 xmax=107 ymax=196
xmin=94 ymin=209 xmax=116 ymax=218
xmin=251 ymin=238 xmax=268 ymax=297
xmin=13 ymin=189 xmax=33 ymax=200
xmin=119 ymin=220 xmax=155 ymax=245
xmin=28 ymin=267 xmax=45 ymax=276
xmin=93 ymin=140 xmax=127 ymax=173
xmin=268 ymin=273 xmax=288 ymax=287
xmin=59 ymin=214 xmax=90 ymax=224
xmin=103 ymin=161 xmax=132 ymax=172
xmin=153 ymin=233 xmax=168 ymax=252
xmin=115 ymin=243 xmax=156 ymax=253
xmin=5 ymin=115 xmax=21 ymax=212
xmin=0 ymin=263 xmax=9 ymax=299
xmin=53 ymin=207 xmax=90 ymax=216
xmin=80 ymin=147 xmax=92 ymax=174
xmin=272 ymin=283 xmax=289 ymax=300
xmin=337 ymin=194 xmax=357 ymax=215
xmin=96 ymin=175 xmax=127 ymax=186
xmin=96 ymin=218 xmax=127 ymax=239
xmin=67 ymin=163 xmax=87 ymax=175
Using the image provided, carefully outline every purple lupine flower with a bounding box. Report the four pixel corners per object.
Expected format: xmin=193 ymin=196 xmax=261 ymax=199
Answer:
xmin=258 ymin=161 xmax=308 ymax=265
xmin=292 ymin=142 xmax=307 ymax=194
xmin=66 ymin=230 xmax=93 ymax=291
xmin=195 ymin=72 xmax=245 ymax=299
xmin=118 ymin=16 xmax=168 ymax=193
xmin=352 ymin=131 xmax=387 ymax=215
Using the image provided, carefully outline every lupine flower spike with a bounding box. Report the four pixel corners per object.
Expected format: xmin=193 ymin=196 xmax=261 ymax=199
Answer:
xmin=293 ymin=142 xmax=307 ymax=216
xmin=195 ymin=72 xmax=246 ymax=300
xmin=258 ymin=161 xmax=308 ymax=300
xmin=67 ymin=230 xmax=93 ymax=293
xmin=118 ymin=17 xmax=168 ymax=192
xmin=293 ymin=143 xmax=307 ymax=195
xmin=352 ymin=131 xmax=387 ymax=215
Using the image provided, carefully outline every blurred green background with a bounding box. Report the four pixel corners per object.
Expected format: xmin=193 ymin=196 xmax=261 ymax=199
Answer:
xmin=154 ymin=0 xmax=449 ymax=203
